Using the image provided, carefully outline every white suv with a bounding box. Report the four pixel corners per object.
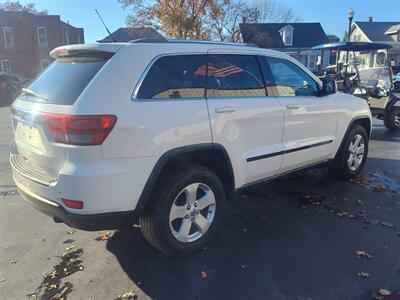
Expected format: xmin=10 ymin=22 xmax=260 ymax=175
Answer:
xmin=10 ymin=40 xmax=371 ymax=255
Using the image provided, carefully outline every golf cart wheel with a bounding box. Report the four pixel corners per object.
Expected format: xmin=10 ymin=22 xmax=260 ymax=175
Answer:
xmin=332 ymin=124 xmax=368 ymax=179
xmin=383 ymin=107 xmax=400 ymax=131
xmin=139 ymin=164 xmax=225 ymax=256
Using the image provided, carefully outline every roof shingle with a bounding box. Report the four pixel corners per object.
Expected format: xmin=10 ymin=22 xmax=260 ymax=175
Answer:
xmin=240 ymin=23 xmax=329 ymax=49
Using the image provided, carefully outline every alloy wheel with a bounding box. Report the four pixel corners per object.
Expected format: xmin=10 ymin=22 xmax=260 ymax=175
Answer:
xmin=168 ymin=183 xmax=216 ymax=243
xmin=347 ymin=134 xmax=365 ymax=171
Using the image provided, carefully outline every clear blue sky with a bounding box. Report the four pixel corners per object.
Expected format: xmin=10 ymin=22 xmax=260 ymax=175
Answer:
xmin=18 ymin=0 xmax=400 ymax=43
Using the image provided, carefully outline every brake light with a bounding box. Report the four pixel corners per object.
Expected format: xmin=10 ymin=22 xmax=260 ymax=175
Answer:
xmin=41 ymin=113 xmax=117 ymax=145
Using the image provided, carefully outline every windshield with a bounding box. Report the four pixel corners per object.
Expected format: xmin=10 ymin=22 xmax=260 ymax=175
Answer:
xmin=20 ymin=57 xmax=107 ymax=105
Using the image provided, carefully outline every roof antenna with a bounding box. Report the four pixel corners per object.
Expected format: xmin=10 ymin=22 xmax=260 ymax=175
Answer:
xmin=95 ymin=9 xmax=116 ymax=42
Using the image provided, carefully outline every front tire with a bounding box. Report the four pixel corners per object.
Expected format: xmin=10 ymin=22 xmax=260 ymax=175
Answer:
xmin=140 ymin=164 xmax=225 ymax=256
xmin=332 ymin=124 xmax=368 ymax=179
xmin=384 ymin=107 xmax=400 ymax=131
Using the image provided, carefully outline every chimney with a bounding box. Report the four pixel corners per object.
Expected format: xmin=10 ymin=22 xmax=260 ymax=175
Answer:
xmin=368 ymin=16 xmax=373 ymax=22
xmin=242 ymin=16 xmax=247 ymax=24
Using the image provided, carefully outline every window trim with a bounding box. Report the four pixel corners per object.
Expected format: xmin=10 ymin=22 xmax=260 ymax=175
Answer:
xmin=264 ymin=55 xmax=321 ymax=97
xmin=132 ymin=52 xmax=207 ymax=101
xmin=37 ymin=26 xmax=48 ymax=47
xmin=3 ymin=26 xmax=15 ymax=48
xmin=0 ymin=60 xmax=12 ymax=73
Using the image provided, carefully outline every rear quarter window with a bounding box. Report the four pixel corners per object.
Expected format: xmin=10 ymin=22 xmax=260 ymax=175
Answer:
xmin=136 ymin=54 xmax=207 ymax=99
xmin=20 ymin=57 xmax=107 ymax=105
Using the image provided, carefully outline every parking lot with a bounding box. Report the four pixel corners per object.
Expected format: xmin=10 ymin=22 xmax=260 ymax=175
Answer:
xmin=0 ymin=105 xmax=399 ymax=300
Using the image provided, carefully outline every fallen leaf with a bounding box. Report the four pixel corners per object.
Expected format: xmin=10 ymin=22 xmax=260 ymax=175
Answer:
xmin=49 ymin=284 xmax=57 ymax=290
xmin=49 ymin=270 xmax=58 ymax=279
xmin=0 ymin=278 xmax=6 ymax=283
xmin=26 ymin=292 xmax=37 ymax=299
xmin=95 ymin=231 xmax=113 ymax=241
xmin=116 ymin=290 xmax=137 ymax=300
xmin=200 ymin=271 xmax=208 ymax=279
xmin=66 ymin=230 xmax=76 ymax=235
xmin=355 ymin=250 xmax=372 ymax=259
xmin=65 ymin=245 xmax=75 ymax=251
xmin=378 ymin=289 xmax=392 ymax=296
xmin=357 ymin=271 xmax=370 ymax=278
xmin=10 ymin=260 xmax=17 ymax=264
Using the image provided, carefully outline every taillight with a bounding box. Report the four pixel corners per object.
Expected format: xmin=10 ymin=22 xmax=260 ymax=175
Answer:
xmin=41 ymin=113 xmax=117 ymax=145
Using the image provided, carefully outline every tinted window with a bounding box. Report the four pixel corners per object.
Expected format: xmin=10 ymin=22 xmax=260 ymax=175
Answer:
xmin=21 ymin=57 xmax=107 ymax=105
xmin=137 ymin=55 xmax=207 ymax=99
xmin=206 ymin=55 xmax=265 ymax=97
xmin=268 ymin=57 xmax=318 ymax=96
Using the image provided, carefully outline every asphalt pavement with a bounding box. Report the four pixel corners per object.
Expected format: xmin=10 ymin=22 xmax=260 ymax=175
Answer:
xmin=0 ymin=105 xmax=399 ymax=300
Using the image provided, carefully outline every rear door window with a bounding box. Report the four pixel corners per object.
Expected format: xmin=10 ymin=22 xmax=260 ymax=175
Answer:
xmin=206 ymin=54 xmax=265 ymax=97
xmin=20 ymin=56 xmax=107 ymax=105
xmin=136 ymin=54 xmax=207 ymax=99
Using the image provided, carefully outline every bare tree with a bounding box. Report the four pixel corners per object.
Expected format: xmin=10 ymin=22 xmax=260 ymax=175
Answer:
xmin=256 ymin=0 xmax=298 ymax=23
xmin=0 ymin=1 xmax=48 ymax=15
xmin=211 ymin=0 xmax=259 ymax=42
xmin=211 ymin=0 xmax=298 ymax=42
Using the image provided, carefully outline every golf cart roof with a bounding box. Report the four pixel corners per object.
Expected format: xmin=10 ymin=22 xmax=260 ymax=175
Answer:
xmin=312 ymin=42 xmax=392 ymax=51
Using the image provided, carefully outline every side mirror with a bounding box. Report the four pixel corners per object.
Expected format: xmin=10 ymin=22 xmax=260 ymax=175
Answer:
xmin=316 ymin=78 xmax=337 ymax=97
xmin=322 ymin=78 xmax=337 ymax=96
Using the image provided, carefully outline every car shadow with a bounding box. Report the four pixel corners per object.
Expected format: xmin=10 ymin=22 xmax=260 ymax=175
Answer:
xmin=106 ymin=160 xmax=400 ymax=300
xmin=370 ymin=123 xmax=400 ymax=142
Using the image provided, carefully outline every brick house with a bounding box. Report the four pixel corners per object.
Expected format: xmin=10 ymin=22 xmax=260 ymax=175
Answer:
xmin=0 ymin=9 xmax=84 ymax=79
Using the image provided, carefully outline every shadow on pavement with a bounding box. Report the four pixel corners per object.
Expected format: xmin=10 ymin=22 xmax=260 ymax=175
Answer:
xmin=107 ymin=159 xmax=400 ymax=300
xmin=370 ymin=123 xmax=400 ymax=142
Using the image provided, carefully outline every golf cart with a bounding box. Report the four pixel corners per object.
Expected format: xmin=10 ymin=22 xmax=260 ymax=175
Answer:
xmin=312 ymin=42 xmax=400 ymax=131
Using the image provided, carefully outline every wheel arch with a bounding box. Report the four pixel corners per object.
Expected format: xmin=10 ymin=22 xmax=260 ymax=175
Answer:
xmin=335 ymin=115 xmax=371 ymax=158
xmin=135 ymin=143 xmax=235 ymax=215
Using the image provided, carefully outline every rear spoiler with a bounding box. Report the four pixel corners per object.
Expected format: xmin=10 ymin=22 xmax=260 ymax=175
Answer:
xmin=50 ymin=43 xmax=125 ymax=59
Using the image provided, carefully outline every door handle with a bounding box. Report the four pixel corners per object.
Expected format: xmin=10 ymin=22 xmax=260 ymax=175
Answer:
xmin=215 ymin=107 xmax=236 ymax=113
xmin=286 ymin=104 xmax=301 ymax=110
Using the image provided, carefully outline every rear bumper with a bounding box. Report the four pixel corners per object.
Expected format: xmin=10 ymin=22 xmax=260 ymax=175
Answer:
xmin=17 ymin=181 xmax=137 ymax=231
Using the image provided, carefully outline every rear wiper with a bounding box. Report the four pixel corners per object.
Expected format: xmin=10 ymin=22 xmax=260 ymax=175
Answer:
xmin=21 ymin=88 xmax=48 ymax=102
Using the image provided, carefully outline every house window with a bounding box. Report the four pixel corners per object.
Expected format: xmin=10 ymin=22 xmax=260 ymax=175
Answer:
xmin=0 ymin=60 xmax=12 ymax=73
xmin=280 ymin=26 xmax=294 ymax=46
xmin=284 ymin=30 xmax=293 ymax=46
xmin=308 ymin=54 xmax=316 ymax=69
xmin=37 ymin=26 xmax=48 ymax=46
xmin=3 ymin=26 xmax=14 ymax=48
xmin=40 ymin=59 xmax=50 ymax=71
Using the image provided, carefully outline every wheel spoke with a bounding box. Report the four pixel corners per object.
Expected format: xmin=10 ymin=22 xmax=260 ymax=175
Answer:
xmin=177 ymin=218 xmax=192 ymax=242
xmin=353 ymin=156 xmax=360 ymax=169
xmin=348 ymin=141 xmax=354 ymax=152
xmin=354 ymin=135 xmax=362 ymax=147
xmin=194 ymin=214 xmax=211 ymax=233
xmin=185 ymin=183 xmax=199 ymax=204
xmin=196 ymin=191 xmax=215 ymax=210
xmin=355 ymin=144 xmax=364 ymax=155
xmin=348 ymin=154 xmax=354 ymax=165
xmin=170 ymin=204 xmax=188 ymax=221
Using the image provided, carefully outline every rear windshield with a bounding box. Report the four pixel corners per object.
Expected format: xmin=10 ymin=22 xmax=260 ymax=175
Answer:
xmin=20 ymin=57 xmax=107 ymax=105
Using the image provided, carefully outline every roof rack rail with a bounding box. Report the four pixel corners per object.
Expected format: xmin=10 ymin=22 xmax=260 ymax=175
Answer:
xmin=129 ymin=38 xmax=168 ymax=43
xmin=128 ymin=38 xmax=258 ymax=47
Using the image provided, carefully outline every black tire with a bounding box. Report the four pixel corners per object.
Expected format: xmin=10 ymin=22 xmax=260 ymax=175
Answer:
xmin=139 ymin=164 xmax=225 ymax=256
xmin=383 ymin=107 xmax=400 ymax=131
xmin=332 ymin=124 xmax=369 ymax=179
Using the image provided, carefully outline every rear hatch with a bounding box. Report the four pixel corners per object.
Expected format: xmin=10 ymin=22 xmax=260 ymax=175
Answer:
xmin=11 ymin=45 xmax=120 ymax=186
